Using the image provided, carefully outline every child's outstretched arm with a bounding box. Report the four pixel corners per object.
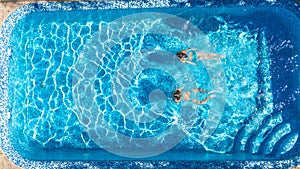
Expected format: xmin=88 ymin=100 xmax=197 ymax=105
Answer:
xmin=185 ymin=48 xmax=197 ymax=52
xmin=192 ymin=94 xmax=216 ymax=105
xmin=184 ymin=60 xmax=197 ymax=66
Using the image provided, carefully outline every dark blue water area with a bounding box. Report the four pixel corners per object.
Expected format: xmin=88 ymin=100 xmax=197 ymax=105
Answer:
xmin=7 ymin=4 xmax=300 ymax=160
xmin=245 ymin=9 xmax=299 ymax=158
xmin=248 ymin=10 xmax=299 ymax=158
xmin=265 ymin=10 xmax=300 ymax=158
xmin=236 ymin=9 xmax=300 ymax=120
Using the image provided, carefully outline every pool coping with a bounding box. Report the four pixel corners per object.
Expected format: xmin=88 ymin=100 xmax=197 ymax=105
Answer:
xmin=1 ymin=0 xmax=300 ymax=168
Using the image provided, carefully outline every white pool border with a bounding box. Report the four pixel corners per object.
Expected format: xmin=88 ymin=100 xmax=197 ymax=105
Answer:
xmin=0 ymin=1 xmax=300 ymax=168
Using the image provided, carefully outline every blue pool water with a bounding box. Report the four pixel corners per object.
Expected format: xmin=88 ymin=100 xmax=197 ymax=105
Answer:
xmin=1 ymin=0 xmax=300 ymax=168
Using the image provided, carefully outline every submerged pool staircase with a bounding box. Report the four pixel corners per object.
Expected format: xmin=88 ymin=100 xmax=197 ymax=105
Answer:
xmin=231 ymin=31 xmax=298 ymax=158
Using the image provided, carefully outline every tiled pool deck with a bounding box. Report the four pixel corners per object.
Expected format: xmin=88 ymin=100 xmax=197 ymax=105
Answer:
xmin=1 ymin=1 xmax=300 ymax=168
xmin=0 ymin=2 xmax=26 ymax=168
xmin=0 ymin=2 xmax=64 ymax=168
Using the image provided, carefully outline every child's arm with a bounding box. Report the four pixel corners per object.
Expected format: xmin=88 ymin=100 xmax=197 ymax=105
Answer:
xmin=193 ymin=94 xmax=216 ymax=105
xmin=184 ymin=60 xmax=197 ymax=66
xmin=185 ymin=48 xmax=197 ymax=52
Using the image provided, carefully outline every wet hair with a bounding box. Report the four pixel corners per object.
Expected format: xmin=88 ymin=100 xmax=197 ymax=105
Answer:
xmin=173 ymin=89 xmax=182 ymax=101
xmin=176 ymin=52 xmax=188 ymax=59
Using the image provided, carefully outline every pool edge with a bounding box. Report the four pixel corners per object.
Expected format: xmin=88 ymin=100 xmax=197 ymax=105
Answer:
xmin=1 ymin=0 xmax=300 ymax=169
xmin=0 ymin=2 xmax=32 ymax=169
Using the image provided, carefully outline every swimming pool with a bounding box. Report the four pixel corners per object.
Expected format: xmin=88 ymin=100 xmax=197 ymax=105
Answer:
xmin=1 ymin=0 xmax=300 ymax=168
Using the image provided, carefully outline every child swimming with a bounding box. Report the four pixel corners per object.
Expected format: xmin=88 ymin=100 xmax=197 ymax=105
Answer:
xmin=176 ymin=48 xmax=225 ymax=66
xmin=171 ymin=88 xmax=215 ymax=105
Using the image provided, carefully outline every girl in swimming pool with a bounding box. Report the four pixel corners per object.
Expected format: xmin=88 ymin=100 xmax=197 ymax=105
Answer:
xmin=172 ymin=89 xmax=182 ymax=103
xmin=176 ymin=48 xmax=225 ymax=66
xmin=172 ymin=88 xmax=215 ymax=105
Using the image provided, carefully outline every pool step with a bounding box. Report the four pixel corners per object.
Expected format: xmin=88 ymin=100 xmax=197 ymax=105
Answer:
xmin=230 ymin=31 xmax=299 ymax=157
xmin=270 ymin=132 xmax=299 ymax=157
xmin=232 ymin=112 xmax=298 ymax=157
xmin=258 ymin=123 xmax=292 ymax=155
xmin=244 ymin=114 xmax=282 ymax=154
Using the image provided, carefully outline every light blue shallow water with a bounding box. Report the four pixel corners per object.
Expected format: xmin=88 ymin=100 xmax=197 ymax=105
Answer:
xmin=5 ymin=5 xmax=300 ymax=161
